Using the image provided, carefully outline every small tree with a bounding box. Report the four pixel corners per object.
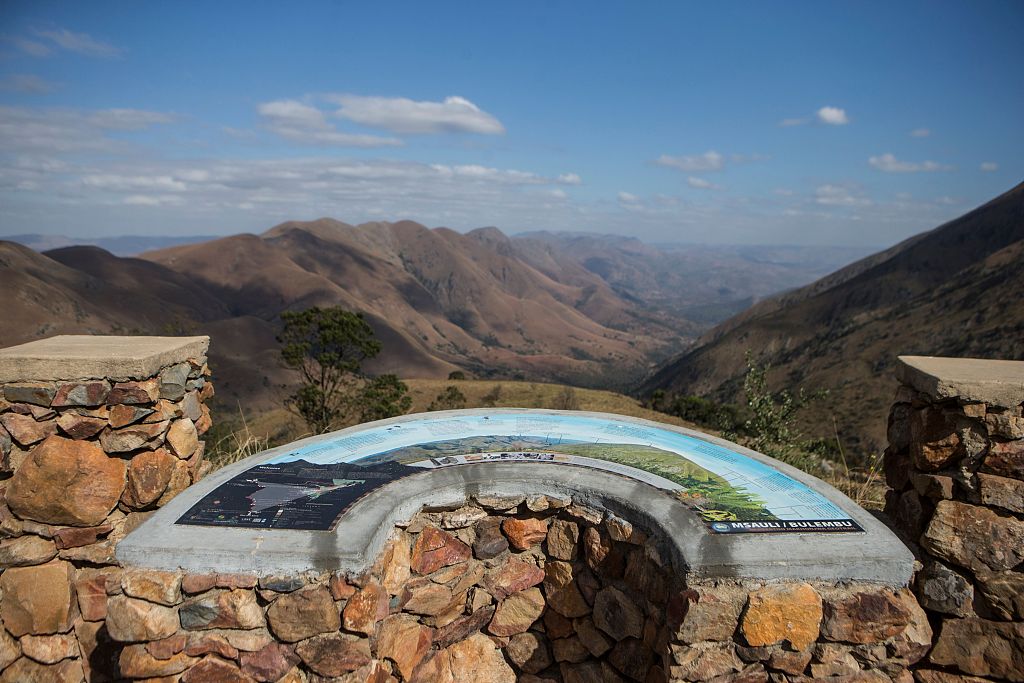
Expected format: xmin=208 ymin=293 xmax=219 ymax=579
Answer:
xmin=428 ymin=385 xmax=467 ymax=411
xmin=278 ymin=307 xmax=381 ymax=434
xmin=551 ymin=385 xmax=580 ymax=410
xmin=358 ymin=374 xmax=412 ymax=423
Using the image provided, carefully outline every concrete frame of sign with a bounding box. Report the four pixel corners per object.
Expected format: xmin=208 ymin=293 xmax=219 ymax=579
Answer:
xmin=117 ymin=409 xmax=914 ymax=586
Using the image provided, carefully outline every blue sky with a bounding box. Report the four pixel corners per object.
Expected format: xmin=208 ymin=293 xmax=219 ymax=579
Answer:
xmin=0 ymin=1 xmax=1021 ymax=246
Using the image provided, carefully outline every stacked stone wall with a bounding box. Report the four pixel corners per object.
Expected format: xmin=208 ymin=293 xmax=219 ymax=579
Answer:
xmin=884 ymin=360 xmax=1024 ymax=682
xmin=85 ymin=497 xmax=926 ymax=683
xmin=0 ymin=340 xmax=214 ymax=681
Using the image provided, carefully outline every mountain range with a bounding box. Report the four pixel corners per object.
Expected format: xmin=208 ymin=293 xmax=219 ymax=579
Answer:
xmin=0 ymin=220 xmax=859 ymax=413
xmin=645 ymin=181 xmax=1024 ymax=453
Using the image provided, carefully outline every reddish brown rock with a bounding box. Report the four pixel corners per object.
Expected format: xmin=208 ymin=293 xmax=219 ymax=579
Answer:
xmin=19 ymin=633 xmax=78 ymax=664
xmin=180 ymin=655 xmax=255 ymax=683
xmin=921 ymin=500 xmax=1024 ymax=573
xmin=445 ymin=632 xmax=516 ymax=683
xmin=156 ymin=458 xmax=192 ymax=506
xmin=239 ymin=642 xmax=299 ymax=682
xmin=377 ymin=614 xmax=433 ymax=679
xmin=0 ymin=412 xmax=56 ymax=446
xmin=672 ymin=585 xmax=747 ymax=643
xmin=671 ymin=642 xmax=743 ymax=681
xmin=75 ymin=574 xmax=108 ymax=621
xmin=546 ymin=518 xmax=580 ymax=560
xmin=51 ymin=380 xmax=111 ymax=407
xmin=593 ymin=586 xmax=644 ymax=641
xmin=489 ymin=586 xmax=545 ymax=636
xmin=99 ymin=419 xmax=169 ymax=453
xmin=122 ymin=448 xmax=177 ymax=508
xmin=0 ymin=657 xmax=85 ymax=683
xmin=342 ymin=581 xmax=389 ymax=635
xmin=545 ymin=609 xmax=575 ymax=639
xmin=910 ymin=472 xmax=955 ymax=500
xmin=118 ymin=647 xmax=196 ymax=679
xmin=502 ymin=517 xmax=548 ymax=550
xmin=433 ymin=605 xmax=496 ymax=649
xmin=821 ymin=589 xmax=912 ymax=644
xmin=507 ymin=631 xmax=553 ymax=674
xmin=929 ymin=618 xmax=1024 ymax=681
xmin=0 ymin=560 xmax=74 ymax=636
xmin=910 ymin=408 xmax=962 ymax=471
xmin=107 ymin=378 xmax=160 ymax=404
xmin=179 ymin=589 xmax=264 ymax=631
xmin=609 ymin=637 xmax=654 ymax=681
xmin=167 ymin=417 xmax=199 ymax=458
xmin=411 ymin=526 xmax=472 ymax=574
xmin=295 ymin=633 xmax=372 ymax=677
xmin=575 ymin=617 xmax=613 ymax=657
xmin=483 ymin=557 xmax=545 ymax=599
xmin=0 ymin=534 xmax=57 ymax=566
xmin=329 ymin=573 xmax=358 ymax=600
xmin=402 ymin=579 xmax=455 ymax=616
xmin=184 ymin=634 xmax=240 ymax=660
xmin=196 ymin=403 xmax=213 ymax=435
xmin=108 ymin=403 xmax=154 ymax=428
xmin=106 ymin=595 xmax=179 ymax=642
xmin=0 ymin=628 xmax=19 ymax=671
xmin=6 ymin=436 xmax=125 ymax=525
xmin=122 ymin=569 xmax=182 ymax=606
xmin=977 ymin=471 xmax=1024 ymax=514
xmin=543 ymin=560 xmax=591 ymax=618
xmin=551 ymin=634 xmax=589 ymax=663
xmin=976 ymin=568 xmax=1024 ymax=620
xmin=378 ymin=534 xmax=412 ymax=595
xmin=55 ymin=411 xmax=106 ymax=439
xmin=264 ymin=585 xmax=339 ymax=643
xmin=146 ymin=633 xmax=187 ymax=660
xmin=472 ymin=516 xmax=509 ymax=559
xmin=741 ymin=583 xmax=822 ymax=650
xmin=3 ymin=382 xmax=56 ymax=407
xmin=889 ymin=588 xmax=933 ymax=665
xmin=982 ymin=439 xmax=1024 ymax=479
xmin=52 ymin=523 xmax=112 ymax=549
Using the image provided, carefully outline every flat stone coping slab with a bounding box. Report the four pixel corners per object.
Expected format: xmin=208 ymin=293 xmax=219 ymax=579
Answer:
xmin=119 ymin=409 xmax=913 ymax=585
xmin=898 ymin=355 xmax=1024 ymax=409
xmin=0 ymin=335 xmax=209 ymax=382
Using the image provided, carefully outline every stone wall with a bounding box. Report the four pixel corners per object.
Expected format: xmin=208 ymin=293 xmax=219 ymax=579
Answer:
xmin=84 ymin=496 xmax=927 ymax=682
xmin=0 ymin=336 xmax=214 ymax=681
xmin=884 ymin=356 xmax=1024 ymax=682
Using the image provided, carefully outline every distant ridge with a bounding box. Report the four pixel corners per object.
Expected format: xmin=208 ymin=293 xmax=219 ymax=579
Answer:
xmin=4 ymin=233 xmax=217 ymax=257
xmin=644 ymin=181 xmax=1024 ymax=452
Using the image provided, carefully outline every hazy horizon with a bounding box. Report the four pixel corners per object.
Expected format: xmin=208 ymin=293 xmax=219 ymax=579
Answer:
xmin=1 ymin=1 xmax=1021 ymax=246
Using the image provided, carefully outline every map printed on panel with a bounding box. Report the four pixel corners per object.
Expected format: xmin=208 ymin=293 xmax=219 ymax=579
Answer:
xmin=176 ymin=413 xmax=864 ymax=534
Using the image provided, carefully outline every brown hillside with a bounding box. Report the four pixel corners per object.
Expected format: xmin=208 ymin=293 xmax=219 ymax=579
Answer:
xmin=644 ymin=182 xmax=1024 ymax=454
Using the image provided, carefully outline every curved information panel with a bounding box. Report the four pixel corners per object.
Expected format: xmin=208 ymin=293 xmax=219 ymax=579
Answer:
xmin=177 ymin=412 xmax=863 ymax=535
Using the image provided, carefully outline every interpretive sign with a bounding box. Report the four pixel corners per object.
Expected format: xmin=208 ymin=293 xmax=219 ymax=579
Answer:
xmin=177 ymin=413 xmax=863 ymax=534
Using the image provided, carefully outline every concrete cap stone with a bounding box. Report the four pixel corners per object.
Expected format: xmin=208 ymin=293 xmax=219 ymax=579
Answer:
xmin=0 ymin=335 xmax=209 ymax=383
xmin=897 ymin=355 xmax=1024 ymax=408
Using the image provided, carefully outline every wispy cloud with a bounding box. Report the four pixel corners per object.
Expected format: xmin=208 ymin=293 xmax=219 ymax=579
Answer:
xmin=0 ymin=106 xmax=177 ymax=153
xmin=257 ymin=99 xmax=402 ymax=147
xmin=687 ymin=176 xmax=720 ymax=190
xmin=815 ymin=185 xmax=871 ymax=206
xmin=980 ymin=161 xmax=998 ymax=172
xmin=0 ymin=74 xmax=55 ymax=93
xmin=910 ymin=128 xmax=930 ymax=138
xmin=654 ymin=150 xmax=724 ymax=172
xmin=868 ymin=153 xmax=952 ymax=173
xmin=34 ymin=28 xmax=121 ymax=58
xmin=816 ymin=106 xmax=849 ymax=125
xmin=328 ymin=94 xmax=505 ymax=135
xmin=557 ymin=172 xmax=582 ymax=185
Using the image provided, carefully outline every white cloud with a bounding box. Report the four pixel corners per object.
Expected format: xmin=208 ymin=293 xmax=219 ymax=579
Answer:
xmin=557 ymin=172 xmax=582 ymax=185
xmin=980 ymin=161 xmax=998 ymax=172
xmin=121 ymin=194 xmax=182 ymax=206
xmin=544 ymin=188 xmax=567 ymax=199
xmin=868 ymin=153 xmax=952 ymax=173
xmin=82 ymin=174 xmax=187 ymax=192
xmin=257 ymin=99 xmax=402 ymax=147
xmin=617 ymin=192 xmax=639 ymax=203
xmin=910 ymin=128 xmax=931 ymax=138
xmin=0 ymin=106 xmax=178 ymax=153
xmin=687 ymin=176 xmax=720 ymax=190
xmin=654 ymin=150 xmax=724 ymax=172
xmin=34 ymin=29 xmax=121 ymax=58
xmin=0 ymin=74 xmax=55 ymax=93
xmin=816 ymin=106 xmax=849 ymax=125
xmin=815 ymin=185 xmax=870 ymax=206
xmin=329 ymin=94 xmax=505 ymax=135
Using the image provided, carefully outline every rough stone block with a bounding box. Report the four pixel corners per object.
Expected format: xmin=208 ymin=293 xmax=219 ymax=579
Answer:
xmin=0 ymin=560 xmax=74 ymax=636
xmin=929 ymin=618 xmax=1024 ymax=681
xmin=921 ymin=500 xmax=1024 ymax=573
